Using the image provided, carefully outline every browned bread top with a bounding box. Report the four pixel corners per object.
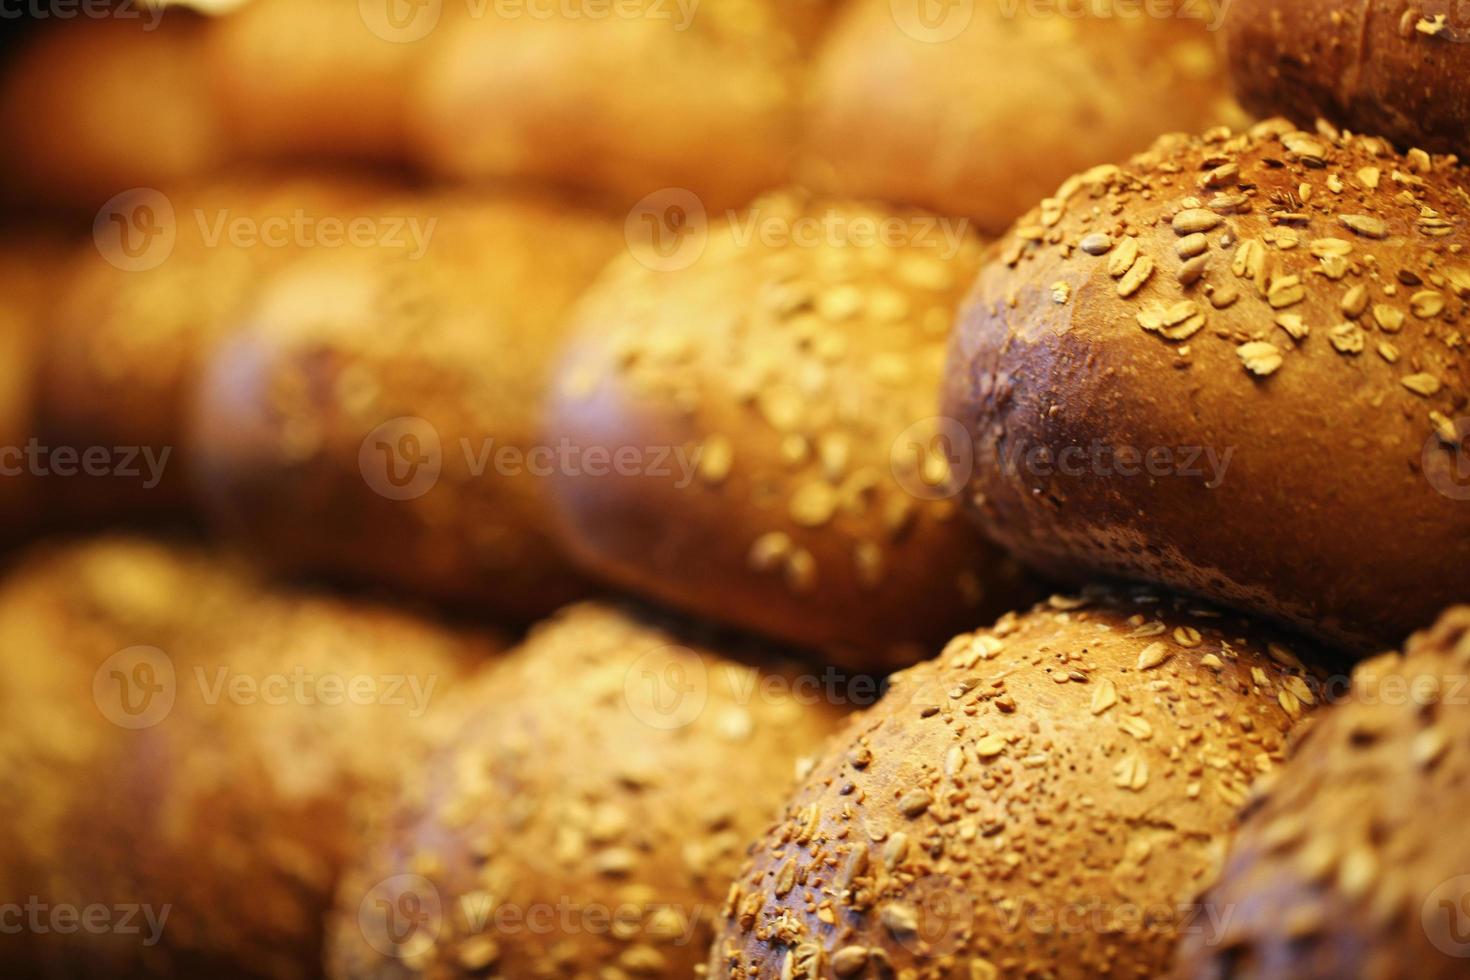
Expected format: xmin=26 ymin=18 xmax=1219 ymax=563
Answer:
xmin=326 ymin=600 xmax=849 ymax=980
xmin=802 ymin=0 xmax=1240 ymax=235
xmin=1224 ymin=0 xmax=1470 ymax=160
xmin=708 ymin=589 xmax=1331 ymax=979
xmin=945 ymin=119 xmax=1470 ymax=651
xmin=548 ymin=191 xmax=1036 ymax=667
xmin=1176 ymin=607 xmax=1470 ymax=980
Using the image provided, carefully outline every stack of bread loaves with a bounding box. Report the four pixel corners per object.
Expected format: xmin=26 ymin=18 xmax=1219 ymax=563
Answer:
xmin=0 ymin=0 xmax=1468 ymax=976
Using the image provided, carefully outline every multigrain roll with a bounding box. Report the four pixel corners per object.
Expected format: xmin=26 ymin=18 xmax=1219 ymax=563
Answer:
xmin=0 ymin=13 xmax=226 ymax=210
xmin=325 ymin=601 xmax=850 ymax=979
xmin=944 ymin=120 xmax=1470 ymax=653
xmin=708 ymin=589 xmax=1332 ymax=979
xmin=189 ymin=194 xmax=621 ymax=620
xmin=205 ymin=0 xmax=427 ymax=163
xmin=801 ymin=0 xmax=1240 ymax=235
xmin=42 ymin=172 xmax=388 ymax=516
xmin=412 ymin=0 xmax=826 ymax=210
xmin=0 ymin=537 xmax=495 ymax=978
xmin=548 ymin=192 xmax=1036 ymax=668
xmin=1223 ymin=0 xmax=1470 ymax=161
xmin=1176 ymin=607 xmax=1470 ymax=980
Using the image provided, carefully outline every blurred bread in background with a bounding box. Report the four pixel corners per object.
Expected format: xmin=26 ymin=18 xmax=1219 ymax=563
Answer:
xmin=0 ymin=12 xmax=227 ymax=211
xmin=0 ymin=536 xmax=499 ymax=978
xmin=188 ymin=192 xmax=621 ymax=621
xmin=801 ymin=0 xmax=1241 ymax=234
xmin=41 ymin=172 xmax=391 ymax=519
xmin=1223 ymin=0 xmax=1470 ymax=160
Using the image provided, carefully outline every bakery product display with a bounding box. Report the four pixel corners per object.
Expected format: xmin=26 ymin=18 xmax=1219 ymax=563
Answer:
xmin=945 ymin=119 xmax=1470 ymax=653
xmin=188 ymin=193 xmax=620 ymax=619
xmin=410 ymin=0 xmax=819 ymax=210
xmin=0 ymin=537 xmax=497 ymax=977
xmin=1223 ymin=0 xmax=1470 ymax=161
xmin=548 ymin=191 xmax=1036 ymax=667
xmin=708 ymin=589 xmax=1330 ymax=979
xmin=325 ymin=601 xmax=849 ymax=978
xmin=801 ymin=0 xmax=1241 ymax=235
xmin=1176 ymin=607 xmax=1470 ymax=980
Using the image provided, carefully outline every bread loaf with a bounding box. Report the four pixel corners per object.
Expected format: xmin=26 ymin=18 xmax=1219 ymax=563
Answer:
xmin=1176 ymin=607 xmax=1470 ymax=980
xmin=326 ymin=601 xmax=849 ymax=978
xmin=0 ymin=537 xmax=496 ymax=977
xmin=708 ymin=589 xmax=1331 ymax=979
xmin=801 ymin=0 xmax=1240 ymax=235
xmin=1224 ymin=0 xmax=1470 ymax=160
xmin=188 ymin=193 xmax=621 ymax=619
xmin=548 ymin=191 xmax=1036 ymax=667
xmin=944 ymin=119 xmax=1470 ymax=652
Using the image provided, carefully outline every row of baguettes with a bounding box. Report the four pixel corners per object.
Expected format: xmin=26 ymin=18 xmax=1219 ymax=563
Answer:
xmin=11 ymin=535 xmax=1470 ymax=979
xmin=0 ymin=0 xmax=1237 ymax=231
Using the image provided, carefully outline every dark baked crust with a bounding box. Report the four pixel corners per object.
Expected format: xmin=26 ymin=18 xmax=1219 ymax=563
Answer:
xmin=707 ymin=589 xmax=1330 ymax=979
xmin=187 ymin=194 xmax=620 ymax=620
xmin=944 ymin=119 xmax=1470 ymax=652
xmin=325 ymin=601 xmax=848 ymax=979
xmin=1224 ymin=0 xmax=1470 ymax=160
xmin=547 ymin=191 xmax=1037 ymax=668
xmin=801 ymin=0 xmax=1241 ymax=236
xmin=1175 ymin=607 xmax=1470 ymax=980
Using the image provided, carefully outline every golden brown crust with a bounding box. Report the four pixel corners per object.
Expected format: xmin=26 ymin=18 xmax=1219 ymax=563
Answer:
xmin=410 ymin=0 xmax=818 ymax=211
xmin=0 ymin=537 xmax=497 ymax=979
xmin=1224 ymin=0 xmax=1470 ymax=160
xmin=944 ymin=119 xmax=1470 ymax=652
xmin=1176 ymin=607 xmax=1470 ymax=980
xmin=801 ymin=0 xmax=1240 ymax=236
xmin=40 ymin=172 xmax=390 ymax=516
xmin=325 ymin=600 xmax=848 ymax=979
xmin=0 ymin=13 xmax=227 ymax=210
xmin=547 ymin=191 xmax=1037 ymax=668
xmin=707 ymin=589 xmax=1331 ymax=979
xmin=187 ymin=193 xmax=621 ymax=620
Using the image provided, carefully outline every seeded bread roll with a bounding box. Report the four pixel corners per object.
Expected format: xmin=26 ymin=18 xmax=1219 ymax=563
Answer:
xmin=188 ymin=194 xmax=621 ymax=620
xmin=944 ymin=120 xmax=1470 ymax=653
xmin=801 ymin=0 xmax=1240 ymax=236
xmin=547 ymin=192 xmax=1036 ymax=668
xmin=0 ymin=13 xmax=226 ymax=210
xmin=0 ymin=537 xmax=495 ymax=978
xmin=708 ymin=589 xmax=1331 ymax=979
xmin=1176 ymin=607 xmax=1470 ymax=980
xmin=205 ymin=0 xmax=427 ymax=163
xmin=412 ymin=0 xmax=824 ymax=211
xmin=42 ymin=173 xmax=388 ymax=516
xmin=325 ymin=600 xmax=849 ymax=979
xmin=1223 ymin=0 xmax=1470 ymax=161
